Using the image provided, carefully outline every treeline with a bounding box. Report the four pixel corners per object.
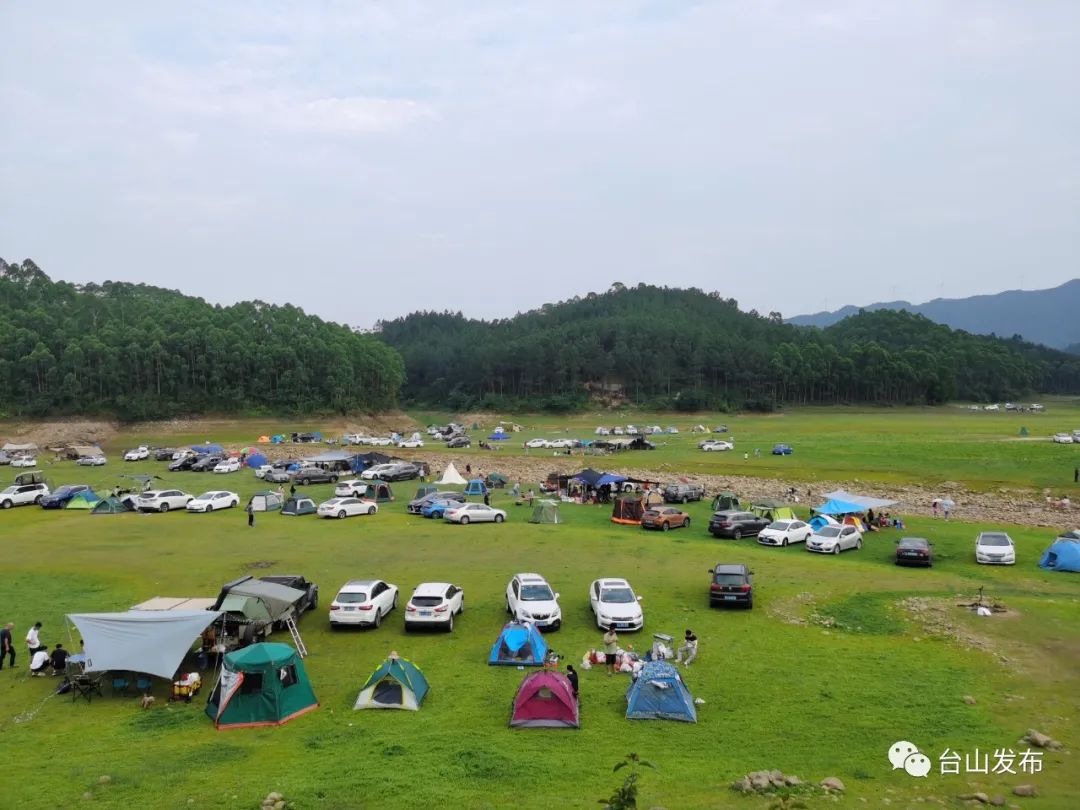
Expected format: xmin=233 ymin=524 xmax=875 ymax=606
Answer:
xmin=0 ymin=258 xmax=404 ymax=420
xmin=378 ymin=284 xmax=1080 ymax=410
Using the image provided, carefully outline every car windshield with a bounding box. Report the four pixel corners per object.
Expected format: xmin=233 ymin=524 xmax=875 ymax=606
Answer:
xmin=336 ymin=592 xmax=367 ymax=604
xmin=195 ymin=492 xmax=215 ymax=500
xmin=521 ymin=584 xmax=554 ymax=601
xmin=411 ymin=596 xmax=443 ymax=607
xmin=601 ymin=588 xmax=635 ymax=604
xmin=713 ymin=573 xmax=745 ymax=585
xmin=817 ymin=526 xmax=842 ymax=537
xmin=979 ymin=534 xmax=1012 ymax=546
xmin=767 ymin=521 xmax=792 ymax=530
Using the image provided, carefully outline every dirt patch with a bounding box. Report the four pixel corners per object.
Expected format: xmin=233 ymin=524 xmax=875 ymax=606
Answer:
xmin=241 ymin=560 xmax=277 ymax=570
xmin=0 ymin=419 xmax=118 ymax=448
xmin=900 ymin=596 xmax=1009 ymax=664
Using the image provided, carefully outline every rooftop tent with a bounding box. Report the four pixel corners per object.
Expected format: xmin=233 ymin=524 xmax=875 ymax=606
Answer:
xmin=65 ymin=490 xmax=102 ymax=510
xmin=360 ymin=480 xmax=394 ymax=502
xmin=815 ymin=498 xmax=865 ymax=516
xmin=248 ymin=490 xmax=283 ymax=512
xmin=212 ymin=579 xmax=306 ymax=619
xmin=510 ymin=670 xmax=579 ymax=729
xmin=464 ymin=479 xmax=488 ymax=496
xmin=488 ymin=622 xmax=548 ymax=666
xmin=821 ymin=490 xmax=897 ymax=510
xmin=353 ymin=655 xmax=430 ymax=711
xmin=611 ymin=494 xmax=645 ymax=525
xmin=281 ymin=496 xmax=317 ymax=516
xmin=191 ymin=443 xmax=224 ymax=455
xmin=91 ymin=496 xmax=134 ymax=515
xmin=712 ymin=492 xmax=740 ymax=512
xmin=625 ymin=661 xmax=697 ymax=723
xmin=245 ymin=453 xmax=268 ymax=469
xmin=529 ymin=500 xmax=561 ymax=524
xmin=67 ymin=609 xmax=222 ymax=680
xmin=750 ymin=504 xmax=797 ymax=522
xmin=487 ymin=472 xmax=508 ymax=488
xmin=414 ymin=484 xmax=438 ymax=499
xmin=1039 ymin=539 xmax=1080 ymax=572
xmin=435 ymin=462 xmax=468 ymax=486
xmin=808 ymin=513 xmax=839 ymax=531
xmin=206 ymin=643 xmax=318 ymax=729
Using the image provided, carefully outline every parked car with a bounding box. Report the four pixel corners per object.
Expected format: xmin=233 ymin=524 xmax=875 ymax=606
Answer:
xmin=975 ymin=531 xmax=1016 ymax=565
xmin=264 ymin=468 xmax=293 ymax=484
xmin=700 ymin=440 xmax=734 ymax=452
xmin=11 ymin=456 xmax=38 ymax=468
xmin=422 ymin=498 xmax=462 ymax=519
xmin=771 ymin=444 xmax=794 ymax=455
xmin=382 ymin=462 xmax=421 ymax=482
xmin=524 ymin=438 xmax=549 ymax=449
xmin=895 ymin=536 xmax=934 ymax=567
xmin=39 ymin=484 xmax=91 ymax=509
xmin=153 ymin=447 xmax=176 ymax=461
xmin=360 ymin=464 xmax=394 ymax=480
xmin=292 ymin=466 xmax=339 ymax=485
xmin=757 ymin=519 xmax=813 ymax=547
xmin=444 ymin=503 xmax=506 ymax=524
xmin=136 ymin=489 xmax=194 ymax=513
xmin=317 ymin=497 xmax=378 ymax=519
xmin=123 ymin=446 xmax=149 ymax=461
xmin=505 ymin=573 xmax=561 ymax=630
xmin=328 ymin=579 xmax=398 ymax=628
xmin=212 ymin=458 xmax=242 ymax=474
xmin=190 ymin=455 xmax=223 ymax=473
xmin=588 ymin=577 xmax=643 ymax=630
xmin=407 ymin=490 xmax=465 ymax=514
xmin=367 ymin=437 xmax=394 ymax=447
xmin=446 ymin=436 xmax=471 ymax=449
xmin=186 ymin=491 xmax=240 ymax=512
xmin=254 ymin=464 xmax=274 ymax=479
xmin=640 ymin=506 xmax=691 ymax=531
xmin=259 ymin=575 xmax=319 ymax=616
xmin=397 ymin=438 xmax=425 ymax=448
xmin=708 ymin=563 xmax=753 ymax=608
xmin=663 ymin=483 xmax=705 ymax=504
xmin=168 ymin=454 xmax=198 ymax=472
xmin=76 ymin=455 xmax=107 ymax=466
xmin=404 ymin=582 xmax=464 ymax=632
xmin=0 ymin=483 xmax=49 ymax=509
xmin=1052 ymin=433 xmax=1074 ymax=444
xmin=806 ymin=524 xmax=863 ymax=554
xmin=708 ymin=510 xmax=770 ymax=539
xmin=549 ymin=438 xmax=577 ymax=449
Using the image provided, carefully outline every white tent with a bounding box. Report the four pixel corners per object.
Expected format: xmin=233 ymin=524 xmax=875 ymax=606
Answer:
xmin=435 ymin=462 xmax=467 ymax=486
xmin=821 ymin=490 xmax=897 ymax=510
xmin=67 ymin=610 xmax=221 ymax=680
xmin=2 ymin=442 xmax=38 ymax=452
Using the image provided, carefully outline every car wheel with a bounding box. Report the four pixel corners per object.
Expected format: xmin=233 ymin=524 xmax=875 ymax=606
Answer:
xmin=367 ymin=506 xmax=375 ymax=515
xmin=684 ymin=518 xmax=690 ymax=529
xmin=337 ymin=510 xmax=346 ymax=519
xmin=231 ymin=501 xmax=238 ymax=508
xmin=157 ymin=503 xmax=168 ymax=513
xmin=330 ymin=475 xmax=338 ymax=483
xmin=746 ymin=597 xmax=754 ymax=610
xmin=458 ymin=598 xmax=464 ymax=614
xmin=447 ymin=614 xmax=454 ymax=632
xmin=431 ymin=511 xmax=442 ymax=520
xmin=373 ymin=609 xmax=382 ymax=628
xmin=782 ymin=537 xmax=788 ymax=547
xmin=34 ymin=495 xmax=43 ymax=505
xmin=404 ymin=622 xmax=412 ymax=633
xmin=301 ymin=478 xmax=310 ymax=486
xmin=1 ymin=500 xmax=12 ymax=509
xmin=506 ymin=599 xmax=512 ymax=615
xmin=392 ymin=593 xmax=398 ymax=610
xmin=494 ymin=514 xmax=504 ymax=523
xmin=205 ymin=505 xmax=213 ymax=513
xmin=832 ymin=545 xmax=840 ymax=555
xmin=460 ymin=515 xmax=470 ymax=525
xmin=662 ymin=522 xmax=670 ymax=532
xmin=855 ymin=538 xmax=863 ymax=550
xmin=733 ymin=528 xmax=742 ymax=539
xmin=681 ymin=496 xmax=688 ymax=504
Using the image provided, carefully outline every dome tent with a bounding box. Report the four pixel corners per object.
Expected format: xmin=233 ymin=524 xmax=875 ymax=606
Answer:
xmin=281 ymin=496 xmax=317 ymax=516
xmin=1039 ymin=538 xmax=1080 ymax=572
xmin=206 ymin=643 xmax=317 ymax=729
xmin=529 ymin=500 xmax=561 ymax=524
xmin=509 ymin=670 xmax=579 ymax=728
xmin=488 ymin=622 xmax=548 ymax=666
xmin=248 ymin=490 xmax=283 ymax=512
xmin=353 ymin=654 xmax=429 ymax=711
xmin=625 ymin=661 xmax=697 ymax=722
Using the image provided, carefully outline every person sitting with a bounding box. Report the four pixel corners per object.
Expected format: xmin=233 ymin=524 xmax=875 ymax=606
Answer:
xmin=49 ymin=643 xmax=69 ymax=675
xmin=29 ymin=649 xmax=51 ymax=677
xmin=892 ymin=517 xmax=905 ymax=529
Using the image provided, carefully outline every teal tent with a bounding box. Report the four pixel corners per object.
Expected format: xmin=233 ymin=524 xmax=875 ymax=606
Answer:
xmin=353 ymin=655 xmax=430 ymax=710
xmin=65 ymin=490 xmax=102 ymax=510
xmin=206 ymin=643 xmax=318 ymax=729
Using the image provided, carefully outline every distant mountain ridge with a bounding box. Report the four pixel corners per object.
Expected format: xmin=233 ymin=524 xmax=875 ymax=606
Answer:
xmin=788 ymin=279 xmax=1080 ymax=351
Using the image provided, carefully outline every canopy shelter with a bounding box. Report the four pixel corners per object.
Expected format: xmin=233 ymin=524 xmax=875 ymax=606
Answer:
xmin=66 ymin=444 xmax=101 ymax=459
xmin=625 ymin=661 xmax=697 ymax=722
xmin=1039 ymin=539 xmax=1080 ymax=572
xmin=2 ymin=442 xmax=38 ymax=452
xmin=353 ymin=451 xmax=393 ymax=468
xmin=304 ymin=450 xmax=368 ymax=473
xmin=574 ymin=468 xmax=627 ymax=488
xmin=191 ymin=443 xmax=224 ymax=455
xmin=248 ymin=490 xmax=283 ymax=512
xmin=712 ymin=492 xmax=740 ymax=512
xmin=245 ymin=453 xmax=268 ymax=469
xmin=206 ymin=643 xmax=317 ymax=729
xmin=65 ymin=490 xmax=102 ymax=510
xmin=353 ymin=655 xmax=430 ymax=711
xmin=91 ymin=496 xmax=134 ymax=515
xmin=529 ymin=500 xmax=561 ymax=524
xmin=67 ymin=609 xmax=221 ymax=680
xmin=814 ymin=498 xmax=865 ymax=516
xmin=821 ymin=490 xmax=897 ymax=510
xmin=281 ymin=496 xmax=317 ymax=516
xmin=510 ymin=670 xmax=579 ymax=728
xmin=488 ymin=622 xmax=548 ymax=666
xmin=435 ymin=462 xmax=467 ymax=486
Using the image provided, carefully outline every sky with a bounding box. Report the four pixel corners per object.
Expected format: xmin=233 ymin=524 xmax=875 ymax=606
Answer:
xmin=1 ymin=1 xmax=1078 ymax=329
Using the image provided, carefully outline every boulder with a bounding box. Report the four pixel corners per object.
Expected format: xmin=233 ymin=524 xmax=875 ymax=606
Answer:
xmin=731 ymin=777 xmax=752 ymax=793
xmin=989 ymin=797 xmax=1006 ymax=807
xmin=266 ymin=794 xmax=283 ymax=803
xmin=749 ymin=772 xmax=772 ymax=791
xmin=958 ymin=793 xmax=989 ymax=804
xmin=963 ymin=695 xmax=977 ymax=705
xmin=1012 ymin=785 xmax=1037 ymax=797
xmin=821 ymin=777 xmax=846 ymax=792
xmin=1025 ymin=729 xmax=1052 ymax=748
xmin=785 ymin=775 xmax=803 ymax=786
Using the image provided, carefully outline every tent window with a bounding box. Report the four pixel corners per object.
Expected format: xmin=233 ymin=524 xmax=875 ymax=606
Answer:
xmin=280 ymin=664 xmax=298 ymax=688
xmin=240 ymin=673 xmax=263 ymax=694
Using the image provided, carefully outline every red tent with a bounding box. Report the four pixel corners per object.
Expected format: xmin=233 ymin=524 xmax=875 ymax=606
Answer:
xmin=509 ymin=670 xmax=580 ymax=729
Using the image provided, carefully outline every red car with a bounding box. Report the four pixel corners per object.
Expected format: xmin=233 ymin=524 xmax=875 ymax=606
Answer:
xmin=895 ymin=537 xmax=933 ymax=567
xmin=640 ymin=507 xmax=690 ymax=531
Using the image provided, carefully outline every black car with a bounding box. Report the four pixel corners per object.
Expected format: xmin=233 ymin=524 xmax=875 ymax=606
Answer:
xmin=259 ymin=575 xmax=319 ymax=616
xmin=708 ymin=510 xmax=770 ymax=539
xmin=407 ymin=490 xmax=466 ymax=515
xmin=446 ymin=436 xmax=471 ymax=448
xmin=291 ymin=466 xmax=339 ymax=486
xmin=153 ymin=447 xmax=177 ymax=461
xmin=708 ymin=563 xmax=753 ymax=608
xmin=168 ymin=454 xmax=198 ymax=472
xmin=383 ymin=462 xmax=420 ymax=482
xmin=190 ymin=455 xmax=222 ymax=472
xmin=895 ymin=537 xmax=934 ymax=567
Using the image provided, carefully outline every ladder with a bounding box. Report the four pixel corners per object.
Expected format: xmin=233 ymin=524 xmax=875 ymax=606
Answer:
xmin=284 ymin=616 xmax=308 ymax=658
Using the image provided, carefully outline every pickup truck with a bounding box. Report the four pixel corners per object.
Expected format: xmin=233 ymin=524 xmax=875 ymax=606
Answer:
xmin=663 ymin=483 xmax=705 ymax=504
xmin=210 ymin=574 xmax=318 ymax=648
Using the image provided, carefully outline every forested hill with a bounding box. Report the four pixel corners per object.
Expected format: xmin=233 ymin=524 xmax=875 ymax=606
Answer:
xmin=377 ymin=285 xmax=1080 ymax=410
xmin=0 ymin=258 xmax=404 ymax=419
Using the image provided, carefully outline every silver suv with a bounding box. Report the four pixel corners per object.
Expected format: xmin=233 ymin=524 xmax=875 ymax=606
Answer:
xmin=1 ymin=483 xmax=50 ymax=509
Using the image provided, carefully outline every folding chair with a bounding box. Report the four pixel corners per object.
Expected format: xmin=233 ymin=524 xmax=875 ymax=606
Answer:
xmin=111 ymin=674 xmax=131 ymax=696
xmin=135 ymin=675 xmax=153 ymax=694
xmin=70 ymin=672 xmax=104 ymax=703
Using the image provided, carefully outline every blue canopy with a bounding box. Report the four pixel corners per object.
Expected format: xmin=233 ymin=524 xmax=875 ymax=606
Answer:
xmin=625 ymin=661 xmax=696 ymax=722
xmin=488 ymin=432 xmax=509 ymax=440
xmin=245 ymin=453 xmax=268 ymax=468
xmin=191 ymin=443 xmax=224 ymax=455
xmin=488 ymin=622 xmax=548 ymax=666
xmin=1039 ymin=539 xmax=1080 ymax=572
xmin=573 ymin=469 xmax=626 ymax=488
xmin=815 ymin=498 xmax=865 ymax=516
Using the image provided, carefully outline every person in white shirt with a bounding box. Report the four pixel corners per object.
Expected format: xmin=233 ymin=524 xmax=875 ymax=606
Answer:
xmin=675 ymin=629 xmax=698 ymax=667
xmin=29 ymin=649 xmax=50 ymax=676
xmin=25 ymin=622 xmax=45 ymax=654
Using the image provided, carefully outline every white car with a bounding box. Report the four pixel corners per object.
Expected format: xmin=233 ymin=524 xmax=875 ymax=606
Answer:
xmin=757 ymin=519 xmax=813 ymax=547
xmin=444 ymin=503 xmax=506 ymax=524
xmin=549 ymin=438 xmax=575 ymax=449
xmin=701 ymin=440 xmax=734 ymax=452
xmin=524 ymin=438 xmax=549 ymax=448
xmin=1 ymin=483 xmax=49 ymax=509
xmin=11 ymin=456 xmax=38 ymax=468
xmin=506 ymin=573 xmax=561 ymax=630
xmin=186 ymin=491 xmax=240 ymax=512
xmin=397 ymin=438 xmax=425 ymax=448
xmin=333 ymin=480 xmax=366 ymax=497
xmin=404 ymin=582 xmax=464 ymax=632
xmin=360 ymin=464 xmax=394 ymax=480
xmin=317 ymin=497 xmax=378 ymax=519
xmin=328 ymin=579 xmax=398 ymax=628
xmin=1052 ymin=433 xmax=1074 ymax=444
xmin=975 ymin=531 xmax=1016 ymax=565
xmin=589 ymin=578 xmax=643 ymax=631
xmin=806 ymin=524 xmax=863 ymax=554
xmin=368 ymin=437 xmax=394 ymax=447
xmin=136 ymin=489 xmax=194 ymax=513
xmin=254 ymin=464 xmax=273 ymax=479
xmin=123 ymin=447 xmax=149 ymax=461
xmin=76 ymin=455 xmax=107 ymax=466
xmin=212 ymin=458 xmax=242 ymax=474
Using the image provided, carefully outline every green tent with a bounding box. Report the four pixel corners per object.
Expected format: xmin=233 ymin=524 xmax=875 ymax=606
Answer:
xmin=712 ymin=491 xmax=740 ymax=512
xmin=65 ymin=490 xmax=102 ymax=510
xmin=360 ymin=480 xmax=394 ymax=503
xmin=414 ymin=484 xmax=438 ymax=499
xmin=486 ymin=472 xmax=508 ymax=489
xmin=206 ymin=643 xmax=317 ymax=729
xmin=281 ymin=496 xmax=317 ymax=516
xmin=248 ymin=490 xmax=283 ymax=512
xmin=529 ymin=500 xmax=561 ymax=524
xmin=91 ymin=496 xmax=133 ymax=515
xmin=749 ymin=503 xmax=797 ymax=522
xmin=353 ymin=655 xmax=429 ymax=711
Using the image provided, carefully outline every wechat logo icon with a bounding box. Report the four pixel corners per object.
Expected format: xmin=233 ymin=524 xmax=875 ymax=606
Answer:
xmin=889 ymin=741 xmax=931 ymax=777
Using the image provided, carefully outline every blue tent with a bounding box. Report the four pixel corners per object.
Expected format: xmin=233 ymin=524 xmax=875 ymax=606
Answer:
xmin=488 ymin=431 xmax=510 ymax=441
xmin=464 ymin=479 xmax=488 ymax=496
xmin=191 ymin=443 xmax=224 ymax=455
xmin=1038 ymin=539 xmax=1080 ymax=572
xmin=815 ymin=498 xmax=864 ymax=516
xmin=625 ymin=661 xmax=697 ymax=722
xmin=488 ymin=622 xmax=548 ymax=666
xmin=245 ymin=453 xmax=268 ymax=468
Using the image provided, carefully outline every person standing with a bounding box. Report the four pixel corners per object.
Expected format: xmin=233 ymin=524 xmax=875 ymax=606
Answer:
xmin=26 ymin=621 xmax=45 ymax=655
xmin=289 ymin=482 xmax=297 ymax=497
xmin=566 ymin=664 xmax=579 ymax=700
xmin=246 ymin=504 xmax=255 ymax=527
xmin=483 ymin=491 xmax=491 ymax=507
xmin=1074 ymin=467 xmax=1078 ymax=484
xmin=603 ymin=626 xmax=619 ymax=676
xmin=0 ymin=622 xmax=14 ymax=670
xmin=676 ymin=629 xmax=698 ymax=667
xmin=465 ymin=463 xmax=472 ymax=476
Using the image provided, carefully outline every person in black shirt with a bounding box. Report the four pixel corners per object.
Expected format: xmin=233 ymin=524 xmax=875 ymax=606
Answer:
xmin=50 ymin=643 xmax=69 ymax=674
xmin=566 ymin=665 xmax=579 ymax=700
xmin=0 ymin=622 xmax=14 ymax=669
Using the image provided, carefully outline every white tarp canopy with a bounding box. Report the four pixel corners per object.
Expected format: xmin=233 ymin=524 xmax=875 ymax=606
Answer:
xmin=435 ymin=462 xmax=467 ymax=486
xmin=2 ymin=442 xmax=38 ymax=452
xmin=821 ymin=490 xmax=897 ymax=510
xmin=67 ymin=609 xmax=221 ymax=680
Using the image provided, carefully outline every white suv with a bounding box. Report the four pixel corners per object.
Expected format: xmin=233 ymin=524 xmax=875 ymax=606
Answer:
xmin=404 ymin=582 xmax=464 ymax=632
xmin=1 ymin=483 xmax=50 ymax=509
xmin=136 ymin=489 xmax=194 ymax=513
xmin=505 ymin=573 xmax=562 ymax=631
xmin=328 ymin=579 xmax=398 ymax=628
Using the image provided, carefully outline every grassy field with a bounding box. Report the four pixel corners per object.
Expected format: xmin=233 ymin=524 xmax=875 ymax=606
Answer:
xmin=1 ymin=443 xmax=1078 ymax=810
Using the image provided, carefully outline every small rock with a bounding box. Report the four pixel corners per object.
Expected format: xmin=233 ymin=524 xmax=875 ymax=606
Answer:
xmin=266 ymin=794 xmax=283 ymax=803
xmin=821 ymin=777 xmax=846 ymax=792
xmin=989 ymin=797 xmax=1006 ymax=807
xmin=1047 ymin=740 xmax=1063 ymax=750
xmin=959 ymin=793 xmax=989 ymax=804
xmin=731 ymin=777 xmax=752 ymax=793
xmin=1025 ymin=729 xmax=1052 ymax=747
xmin=98 ymin=776 xmax=111 ymax=785
xmin=273 ymin=802 xmax=286 ymax=810
xmin=963 ymin=695 xmax=977 ymax=705
xmin=750 ymin=773 xmax=771 ymax=791
xmin=1012 ymin=785 xmax=1037 ymax=797
xmin=784 ymin=775 xmax=802 ymax=786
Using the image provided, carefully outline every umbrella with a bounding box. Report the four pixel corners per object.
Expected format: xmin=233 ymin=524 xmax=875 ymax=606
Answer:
xmin=940 ymin=498 xmax=956 ymax=509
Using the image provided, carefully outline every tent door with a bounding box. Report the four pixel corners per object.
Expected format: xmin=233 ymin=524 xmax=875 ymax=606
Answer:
xmin=373 ymin=680 xmax=403 ymax=705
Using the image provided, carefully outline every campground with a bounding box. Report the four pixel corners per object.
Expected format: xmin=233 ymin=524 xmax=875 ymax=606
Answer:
xmin=1 ymin=409 xmax=1080 ymax=809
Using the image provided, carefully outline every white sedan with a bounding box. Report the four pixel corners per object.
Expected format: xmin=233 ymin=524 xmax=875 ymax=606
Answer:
xmin=549 ymin=438 xmax=576 ymax=449
xmin=589 ymin=578 xmax=644 ymax=631
xmin=11 ymin=457 xmax=38 ymax=468
xmin=212 ymin=458 xmax=241 ymax=474
xmin=76 ymin=455 xmax=106 ymax=466
xmin=1052 ymin=433 xmax=1074 ymax=444
xmin=397 ymin=438 xmax=425 ymax=448
xmin=701 ymin=440 xmax=734 ymax=452
xmin=360 ymin=464 xmax=394 ymax=480
xmin=975 ymin=531 xmax=1016 ymax=565
xmin=254 ymin=464 xmax=273 ymax=479
xmin=524 ymin=438 xmax=549 ymax=448
xmin=136 ymin=489 xmax=194 ymax=513
xmin=123 ymin=447 xmax=149 ymax=461
xmin=186 ymin=491 xmax=240 ymax=512
xmin=329 ymin=579 xmax=398 ymax=628
xmin=334 ymin=480 xmax=369 ymax=497
xmin=757 ymin=519 xmax=813 ymax=547
xmin=404 ymin=582 xmax=464 ymax=632
xmin=444 ymin=503 xmax=506 ymax=524
xmin=317 ymin=497 xmax=378 ymax=519
xmin=806 ymin=524 xmax=863 ymax=554
xmin=368 ymin=437 xmax=394 ymax=447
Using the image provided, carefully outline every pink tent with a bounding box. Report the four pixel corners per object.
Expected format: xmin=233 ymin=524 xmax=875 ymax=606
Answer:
xmin=509 ymin=670 xmax=579 ymax=729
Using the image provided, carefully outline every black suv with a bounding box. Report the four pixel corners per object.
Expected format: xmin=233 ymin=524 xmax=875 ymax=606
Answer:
xmin=407 ymin=490 xmax=466 ymax=515
xmin=190 ymin=455 xmax=222 ymax=472
xmin=291 ymin=466 xmax=339 ymax=486
xmin=383 ymin=462 xmax=420 ymax=482
xmin=708 ymin=563 xmax=753 ymax=608
xmin=446 ymin=436 xmax=471 ymax=448
xmin=708 ymin=510 xmax=770 ymax=539
xmin=168 ymin=454 xmax=198 ymax=472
